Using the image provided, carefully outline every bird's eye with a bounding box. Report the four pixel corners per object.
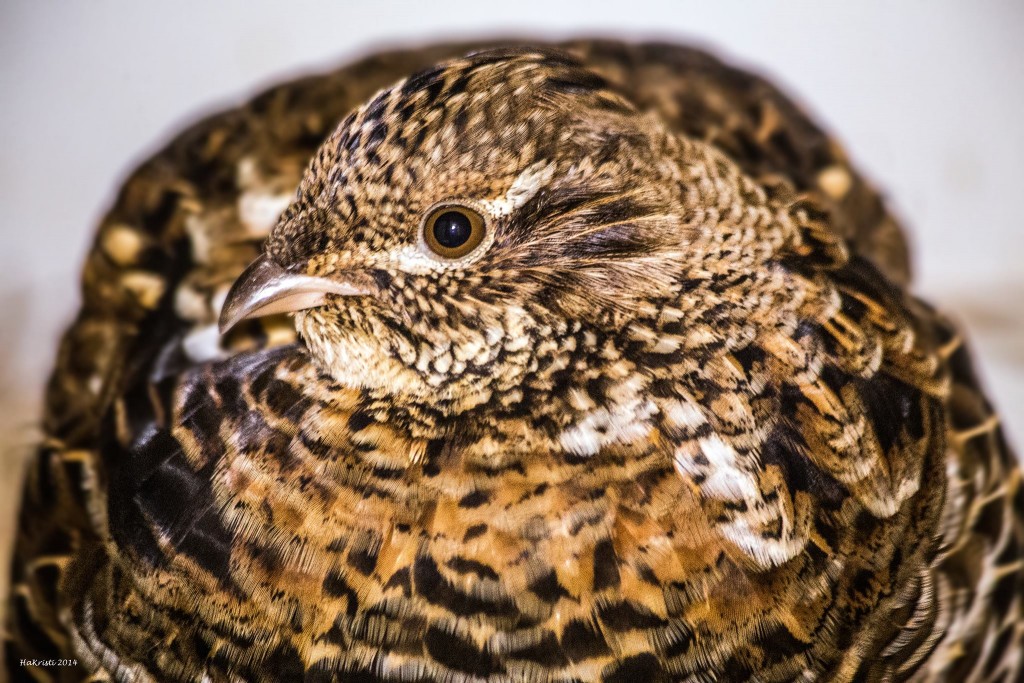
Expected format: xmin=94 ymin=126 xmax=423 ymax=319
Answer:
xmin=422 ymin=205 xmax=487 ymax=259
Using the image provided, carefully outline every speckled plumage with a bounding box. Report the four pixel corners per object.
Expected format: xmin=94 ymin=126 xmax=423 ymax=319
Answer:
xmin=5 ymin=40 xmax=1022 ymax=682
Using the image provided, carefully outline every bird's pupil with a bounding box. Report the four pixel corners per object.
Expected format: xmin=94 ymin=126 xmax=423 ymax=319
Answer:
xmin=433 ymin=211 xmax=472 ymax=249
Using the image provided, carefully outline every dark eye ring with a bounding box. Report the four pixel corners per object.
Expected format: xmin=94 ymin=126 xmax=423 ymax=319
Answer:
xmin=422 ymin=204 xmax=487 ymax=259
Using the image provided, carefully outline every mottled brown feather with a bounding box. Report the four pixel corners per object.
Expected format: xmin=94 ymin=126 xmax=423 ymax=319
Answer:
xmin=5 ymin=40 xmax=1020 ymax=683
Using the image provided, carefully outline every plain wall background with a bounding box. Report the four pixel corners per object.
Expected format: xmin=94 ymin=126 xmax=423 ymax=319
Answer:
xmin=1 ymin=1 xmax=1022 ymax=604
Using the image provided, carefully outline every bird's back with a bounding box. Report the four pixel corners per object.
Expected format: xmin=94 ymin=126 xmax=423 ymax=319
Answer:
xmin=5 ymin=40 xmax=1021 ymax=682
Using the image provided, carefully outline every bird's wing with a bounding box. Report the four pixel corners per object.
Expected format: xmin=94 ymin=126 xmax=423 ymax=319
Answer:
xmin=913 ymin=316 xmax=1024 ymax=682
xmin=579 ymin=41 xmax=1020 ymax=679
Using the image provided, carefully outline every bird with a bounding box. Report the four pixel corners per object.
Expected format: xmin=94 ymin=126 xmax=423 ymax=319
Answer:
xmin=5 ymin=39 xmax=1022 ymax=683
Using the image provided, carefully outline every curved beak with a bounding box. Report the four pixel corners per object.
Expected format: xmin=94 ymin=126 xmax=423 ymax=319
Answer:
xmin=218 ymin=254 xmax=372 ymax=334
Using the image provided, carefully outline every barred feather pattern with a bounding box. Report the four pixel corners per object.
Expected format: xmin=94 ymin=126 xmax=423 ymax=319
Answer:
xmin=5 ymin=40 xmax=1021 ymax=682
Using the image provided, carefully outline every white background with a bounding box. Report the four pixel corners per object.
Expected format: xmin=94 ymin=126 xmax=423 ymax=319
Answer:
xmin=1 ymin=1 xmax=1022 ymax=574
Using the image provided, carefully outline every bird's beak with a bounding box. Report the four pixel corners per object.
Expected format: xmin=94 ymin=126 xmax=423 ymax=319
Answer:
xmin=218 ymin=254 xmax=371 ymax=334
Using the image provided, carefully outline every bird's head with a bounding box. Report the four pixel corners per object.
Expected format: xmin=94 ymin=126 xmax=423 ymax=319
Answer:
xmin=221 ymin=48 xmax=790 ymax=431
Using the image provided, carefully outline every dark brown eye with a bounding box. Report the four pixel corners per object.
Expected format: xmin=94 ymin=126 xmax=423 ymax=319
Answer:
xmin=422 ymin=205 xmax=486 ymax=259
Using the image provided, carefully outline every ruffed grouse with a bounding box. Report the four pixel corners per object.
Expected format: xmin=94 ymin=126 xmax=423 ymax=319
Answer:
xmin=5 ymin=40 xmax=1023 ymax=682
